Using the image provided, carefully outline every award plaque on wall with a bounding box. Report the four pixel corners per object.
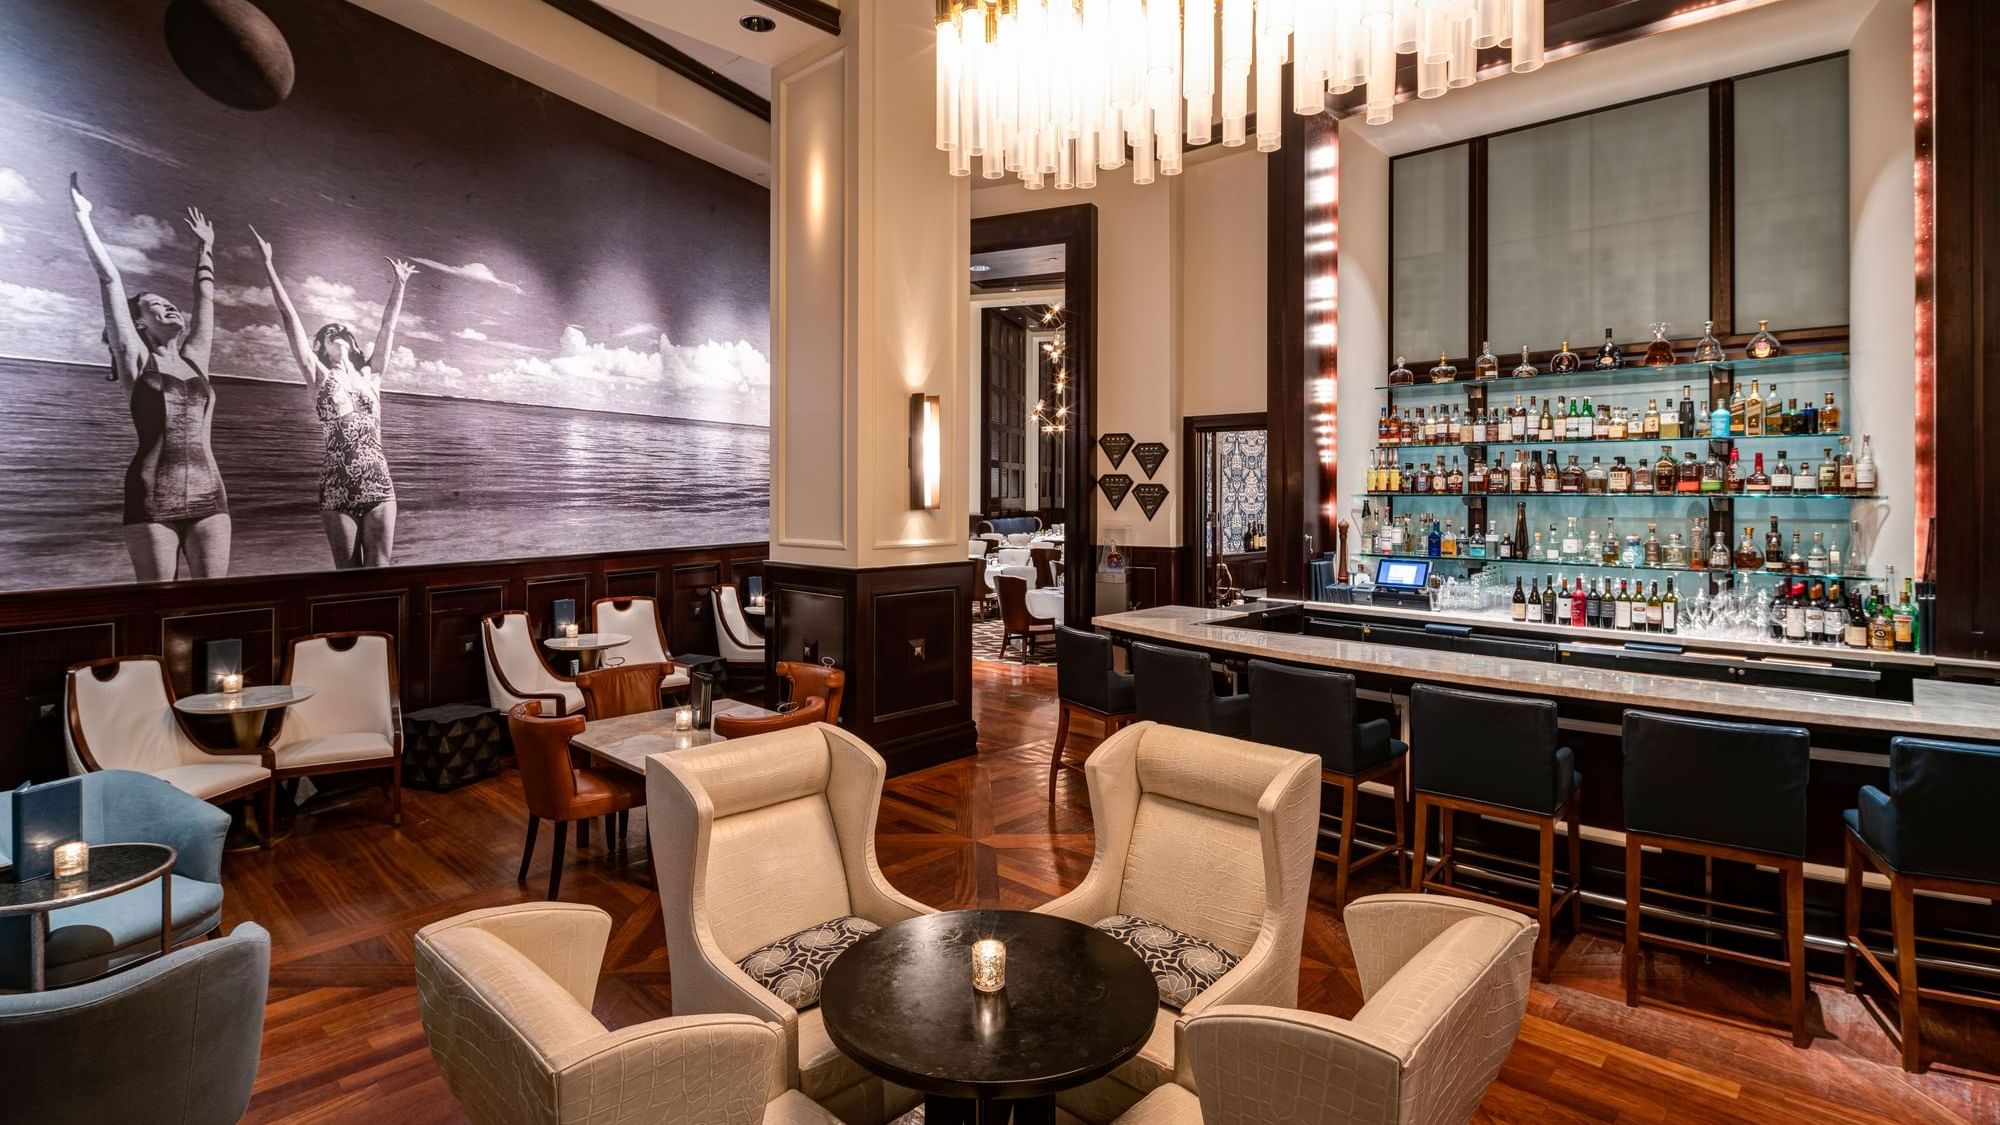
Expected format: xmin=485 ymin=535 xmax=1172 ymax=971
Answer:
xmin=1133 ymin=483 xmax=1168 ymax=520
xmin=1132 ymin=442 xmax=1169 ymax=479
xmin=1098 ymin=433 xmax=1134 ymax=468
xmin=1099 ymin=473 xmax=1134 ymax=509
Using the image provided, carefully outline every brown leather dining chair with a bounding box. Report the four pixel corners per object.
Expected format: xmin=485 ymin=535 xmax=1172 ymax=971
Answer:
xmin=507 ymin=701 xmax=645 ymax=900
xmin=575 ymin=662 xmax=671 ymax=721
xmin=711 ymin=696 xmax=826 ymax=739
xmin=995 ymin=573 xmax=1055 ymax=660
xmin=776 ymin=660 xmax=845 ymax=724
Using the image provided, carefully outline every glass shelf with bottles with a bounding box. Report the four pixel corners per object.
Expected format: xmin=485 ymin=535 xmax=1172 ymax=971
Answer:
xmin=1377 ymin=326 xmax=1845 ymax=394
xmin=1358 ymin=552 xmax=1878 ymax=585
xmin=1375 ymin=432 xmax=1855 ymax=453
xmin=1360 ymin=514 xmax=1869 ymax=583
xmin=1375 ymin=385 xmax=1849 ymax=449
xmin=1368 ymin=437 xmax=1881 ymax=498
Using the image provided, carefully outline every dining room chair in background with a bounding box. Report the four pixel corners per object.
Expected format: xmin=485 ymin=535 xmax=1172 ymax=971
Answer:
xmin=273 ymin=631 xmax=402 ymax=825
xmin=710 ymin=585 xmax=765 ymax=669
xmin=711 ymin=695 xmax=826 ymax=739
xmin=63 ymin=656 xmax=275 ymax=842
xmin=648 ymin=723 xmax=936 ymax=1124
xmin=481 ymin=611 xmax=583 ymax=717
xmin=507 ymin=701 xmax=644 ymax=900
xmin=777 ymin=660 xmax=845 ymax=725
xmin=590 ymin=596 xmax=691 ymax=696
xmin=576 ymin=662 xmax=674 ymax=722
xmin=995 ymin=573 xmax=1054 ymax=660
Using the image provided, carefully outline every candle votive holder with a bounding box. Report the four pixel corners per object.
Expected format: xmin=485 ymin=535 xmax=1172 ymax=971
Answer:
xmin=563 ymin=623 xmax=580 ymax=639
xmin=53 ymin=840 xmax=89 ymax=880
xmin=675 ymin=707 xmax=695 ymax=732
xmin=220 ymin=672 xmax=244 ymax=695
xmin=971 ymin=938 xmax=1006 ymax=993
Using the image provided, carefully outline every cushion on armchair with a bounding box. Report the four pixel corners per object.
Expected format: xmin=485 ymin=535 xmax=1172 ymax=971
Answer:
xmin=1095 ymin=914 xmax=1239 ymax=1011
xmin=738 ymin=916 xmax=881 ymax=1010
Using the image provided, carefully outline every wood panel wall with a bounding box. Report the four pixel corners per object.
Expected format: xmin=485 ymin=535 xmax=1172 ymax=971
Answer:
xmin=0 ymin=542 xmax=767 ymax=787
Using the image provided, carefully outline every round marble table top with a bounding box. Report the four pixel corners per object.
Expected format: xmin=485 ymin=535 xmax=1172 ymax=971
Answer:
xmin=819 ymin=909 xmax=1157 ymax=1103
xmin=174 ymin=684 xmax=315 ymax=715
xmin=542 ymin=632 xmax=632 ymax=653
xmin=0 ymin=843 xmax=176 ymax=916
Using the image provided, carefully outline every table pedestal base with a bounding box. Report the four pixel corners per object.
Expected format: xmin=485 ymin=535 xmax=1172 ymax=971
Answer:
xmin=922 ymin=1093 xmax=1055 ymax=1125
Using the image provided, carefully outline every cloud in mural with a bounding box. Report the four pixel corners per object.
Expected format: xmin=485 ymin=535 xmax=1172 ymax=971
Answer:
xmin=0 ymin=226 xmax=12 ymax=245
xmin=0 ymin=168 xmax=38 ymax=206
xmin=212 ymin=283 xmax=273 ymax=308
xmin=615 ymin=321 xmax=658 ymax=338
xmin=410 ymin=257 xmax=524 ymax=294
xmin=453 ymin=327 xmax=487 ymax=341
xmin=0 ymin=278 xmax=88 ymax=327
xmin=0 ymin=99 xmax=190 ymax=169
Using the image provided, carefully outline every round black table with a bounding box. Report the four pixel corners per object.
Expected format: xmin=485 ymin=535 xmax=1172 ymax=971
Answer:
xmin=0 ymin=843 xmax=175 ymax=992
xmin=820 ymin=909 xmax=1158 ymax=1125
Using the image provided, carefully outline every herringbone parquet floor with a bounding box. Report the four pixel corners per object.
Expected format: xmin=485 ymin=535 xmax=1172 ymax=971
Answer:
xmin=226 ymin=658 xmax=2000 ymax=1124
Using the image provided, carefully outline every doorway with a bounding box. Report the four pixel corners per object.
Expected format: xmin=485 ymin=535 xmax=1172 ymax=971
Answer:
xmin=1183 ymin=412 xmax=1270 ymax=607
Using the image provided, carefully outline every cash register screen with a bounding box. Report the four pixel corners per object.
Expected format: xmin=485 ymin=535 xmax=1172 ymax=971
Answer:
xmin=1375 ymin=559 xmax=1430 ymax=590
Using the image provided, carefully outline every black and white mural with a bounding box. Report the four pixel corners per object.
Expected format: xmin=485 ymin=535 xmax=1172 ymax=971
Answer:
xmin=0 ymin=0 xmax=770 ymax=590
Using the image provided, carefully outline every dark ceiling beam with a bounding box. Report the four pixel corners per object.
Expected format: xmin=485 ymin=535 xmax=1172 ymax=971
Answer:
xmin=752 ymin=0 xmax=841 ymax=38
xmin=534 ymin=0 xmax=772 ymax=121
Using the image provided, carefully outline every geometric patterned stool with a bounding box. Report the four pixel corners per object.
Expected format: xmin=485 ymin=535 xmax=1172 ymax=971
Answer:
xmin=401 ymin=703 xmax=508 ymax=792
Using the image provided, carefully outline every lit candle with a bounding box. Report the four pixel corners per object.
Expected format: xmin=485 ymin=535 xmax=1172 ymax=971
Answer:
xmin=751 ymin=594 xmax=765 ymax=609
xmin=220 ymin=672 xmax=243 ymax=694
xmin=563 ymin=623 xmax=580 ymax=639
xmin=971 ymin=938 xmax=1006 ymax=993
xmin=675 ymin=707 xmax=694 ymax=732
xmin=53 ymin=840 xmax=89 ymax=880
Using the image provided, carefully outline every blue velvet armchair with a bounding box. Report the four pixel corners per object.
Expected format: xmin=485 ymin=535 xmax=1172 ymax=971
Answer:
xmin=0 ymin=921 xmax=269 ymax=1124
xmin=0 ymin=769 xmax=230 ymax=989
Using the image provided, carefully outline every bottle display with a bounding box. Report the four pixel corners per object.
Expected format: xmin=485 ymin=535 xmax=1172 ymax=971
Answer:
xmin=1693 ymin=320 xmax=1726 ymax=363
xmin=1550 ymin=340 xmax=1580 ymax=374
xmin=1512 ymin=346 xmax=1537 ymax=379
xmin=1429 ymin=352 xmax=1457 ymax=384
xmin=1473 ymin=341 xmax=1501 ymax=381
xmin=1643 ymin=322 xmax=1676 ymax=367
xmin=1389 ymin=355 xmax=1414 ymax=386
xmin=1747 ymin=319 xmax=1783 ymax=359
xmin=1595 ymin=328 xmax=1621 ymax=370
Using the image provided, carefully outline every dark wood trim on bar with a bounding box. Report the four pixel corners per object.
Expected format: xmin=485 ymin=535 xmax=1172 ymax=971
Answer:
xmin=972 ymin=204 xmax=1099 ymax=627
xmin=1465 ymin=137 xmax=1489 ymax=350
xmin=1708 ymin=79 xmax=1737 ymax=336
xmin=534 ymin=0 xmax=773 ymax=121
xmin=1266 ymin=82 xmax=1311 ymax=599
xmin=751 ymin=0 xmax=841 ymax=37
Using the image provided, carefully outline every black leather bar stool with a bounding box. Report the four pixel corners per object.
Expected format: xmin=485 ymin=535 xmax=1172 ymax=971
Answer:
xmin=1842 ymin=736 xmax=2000 ymax=1072
xmin=1248 ymin=660 xmax=1407 ymax=905
xmin=1409 ymin=683 xmax=1581 ymax=981
xmin=1131 ymin=642 xmax=1250 ymax=738
xmin=1049 ymin=626 xmax=1137 ymax=798
xmin=1621 ymin=710 xmax=1811 ymax=1048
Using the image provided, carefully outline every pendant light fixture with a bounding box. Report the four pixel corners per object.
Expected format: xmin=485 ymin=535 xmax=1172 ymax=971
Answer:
xmin=935 ymin=0 xmax=1544 ymax=188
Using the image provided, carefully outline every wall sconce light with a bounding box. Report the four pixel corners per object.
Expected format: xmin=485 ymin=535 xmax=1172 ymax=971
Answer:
xmin=909 ymin=393 xmax=942 ymax=510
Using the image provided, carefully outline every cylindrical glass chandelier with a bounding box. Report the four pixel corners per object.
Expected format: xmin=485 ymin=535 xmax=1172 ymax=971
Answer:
xmin=936 ymin=0 xmax=1544 ymax=188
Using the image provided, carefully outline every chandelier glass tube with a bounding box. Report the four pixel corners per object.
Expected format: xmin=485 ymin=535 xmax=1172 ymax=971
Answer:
xmin=936 ymin=0 xmax=1543 ymax=188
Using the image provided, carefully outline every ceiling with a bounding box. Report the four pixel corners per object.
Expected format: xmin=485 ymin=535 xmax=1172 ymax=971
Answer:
xmin=971 ymin=244 xmax=1067 ymax=292
xmin=599 ymin=0 xmax=837 ymax=99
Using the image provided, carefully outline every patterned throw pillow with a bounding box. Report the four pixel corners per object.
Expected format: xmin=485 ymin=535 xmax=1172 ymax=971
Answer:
xmin=737 ymin=916 xmax=881 ymax=1010
xmin=1094 ymin=914 xmax=1240 ymax=1011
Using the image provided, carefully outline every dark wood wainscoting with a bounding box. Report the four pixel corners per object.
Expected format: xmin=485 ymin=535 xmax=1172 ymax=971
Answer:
xmin=1121 ymin=546 xmax=1186 ymax=611
xmin=761 ymin=559 xmax=978 ymax=774
xmin=0 ymin=542 xmax=767 ymax=787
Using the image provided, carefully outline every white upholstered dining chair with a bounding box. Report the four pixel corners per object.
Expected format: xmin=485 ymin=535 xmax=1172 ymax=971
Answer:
xmin=481 ymin=611 xmax=583 ymax=717
xmin=273 ymin=631 xmax=402 ymax=824
xmin=416 ymin=902 xmax=840 ymax=1125
xmin=1037 ymin=720 xmax=1322 ymax=1123
xmin=1113 ymin=895 xmax=1537 ymax=1125
xmin=711 ymin=584 xmax=765 ymax=666
xmin=648 ymin=723 xmax=933 ymax=1124
xmin=64 ymin=656 xmax=274 ymax=834
xmin=591 ymin=596 xmax=692 ymax=693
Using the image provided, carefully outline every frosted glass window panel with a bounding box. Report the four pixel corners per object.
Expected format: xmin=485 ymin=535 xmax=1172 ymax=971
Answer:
xmin=1487 ymin=91 xmax=1710 ymax=350
xmin=1735 ymin=57 xmax=1849 ymax=330
xmin=1391 ymin=145 xmax=1469 ymax=361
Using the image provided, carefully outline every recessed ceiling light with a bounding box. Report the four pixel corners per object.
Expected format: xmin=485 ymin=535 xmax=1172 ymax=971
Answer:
xmin=970 ymin=263 xmax=992 ymax=272
xmin=740 ymin=14 xmax=776 ymax=32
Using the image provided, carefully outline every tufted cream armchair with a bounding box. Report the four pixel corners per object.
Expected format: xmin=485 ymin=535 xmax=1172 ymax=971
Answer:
xmin=1115 ymin=895 xmax=1538 ymax=1125
xmin=1037 ymin=720 xmax=1322 ymax=1123
xmin=648 ymin=724 xmax=933 ymax=1124
xmin=415 ymin=902 xmax=839 ymax=1125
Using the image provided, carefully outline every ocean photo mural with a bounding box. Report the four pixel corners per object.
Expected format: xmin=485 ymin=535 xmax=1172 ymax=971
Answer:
xmin=0 ymin=0 xmax=771 ymax=591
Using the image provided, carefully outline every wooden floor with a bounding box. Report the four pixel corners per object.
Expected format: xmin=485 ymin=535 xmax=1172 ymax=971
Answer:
xmin=228 ymin=658 xmax=2000 ymax=1124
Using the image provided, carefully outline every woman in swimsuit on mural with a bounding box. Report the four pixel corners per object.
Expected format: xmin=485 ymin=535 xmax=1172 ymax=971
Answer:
xmin=251 ymin=228 xmax=415 ymax=569
xmin=69 ymin=173 xmax=232 ymax=581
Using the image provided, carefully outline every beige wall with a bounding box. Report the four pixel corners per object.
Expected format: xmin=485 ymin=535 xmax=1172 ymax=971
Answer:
xmin=971 ymin=148 xmax=1268 ymax=549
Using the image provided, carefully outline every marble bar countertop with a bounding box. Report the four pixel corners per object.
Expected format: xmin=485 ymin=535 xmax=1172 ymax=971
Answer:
xmin=1093 ymin=604 xmax=2000 ymax=741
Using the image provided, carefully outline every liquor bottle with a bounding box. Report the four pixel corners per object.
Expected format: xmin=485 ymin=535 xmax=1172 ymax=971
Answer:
xmin=1642 ymin=399 xmax=1662 ymax=439
xmin=1747 ymin=319 xmax=1783 ymax=359
xmin=1710 ymin=397 xmax=1732 ymax=439
xmin=1693 ymin=320 xmax=1726 ymax=363
xmin=1560 ymin=455 xmax=1583 ymax=493
xmin=1526 ymin=579 xmax=1543 ymax=623
xmin=1765 ymin=516 xmax=1784 ymax=571
xmin=1550 ymin=340 xmax=1580 ymax=374
xmin=1511 ymin=395 xmax=1529 ymax=439
xmin=1730 ymin=385 xmax=1748 ymax=436
xmin=1427 ymin=519 xmax=1441 ymax=558
xmin=1488 ymin=456 xmax=1507 ymax=495
xmin=1645 ymin=582 xmax=1664 ymax=632
xmin=1727 ymin=446 xmax=1744 ymax=493
xmin=1630 ymin=452 xmax=1653 ymax=494
xmin=1820 ymin=391 xmax=1841 ymax=433
xmin=1644 ymin=523 xmax=1662 ymax=567
xmin=1608 ymin=404 xmax=1628 ymax=439
xmin=1580 ymin=397 xmax=1597 ymax=440
xmin=1609 ymin=456 xmax=1631 ymax=493
xmin=1468 ymin=457 xmax=1488 ymax=494
xmin=1447 ymin=456 xmax=1464 ymax=493
xmin=1869 ymin=593 xmax=1893 ymax=651
xmin=1546 ymin=524 xmax=1563 ymax=563
xmin=1895 ymin=578 xmax=1918 ymax=652
xmin=1614 ymin=580 xmax=1634 ymax=629
xmin=1562 ymin=517 xmax=1582 ymax=562
xmin=1781 ymin=582 xmax=1806 ymax=641
xmin=1473 ymin=341 xmax=1501 ymax=380
xmin=1542 ymin=579 xmax=1558 ymax=622
xmin=1662 ymin=579 xmax=1679 ymax=634
xmin=1643 ymin=322 xmax=1677 ymax=367
xmin=1679 ymin=388 xmax=1697 ymax=437
xmin=1816 ymin=449 xmax=1839 ymax=494
xmin=1792 ymin=453 xmax=1816 ymax=495
xmin=1745 ymin=380 xmax=1765 ymax=436
xmin=1807 ymin=531 xmax=1829 ymax=574
xmin=1734 ymin=526 xmax=1762 ymax=570
xmin=1827 ymin=535 xmax=1843 ymax=576
xmin=1430 ymin=352 xmax=1457 ymax=384
xmin=1595 ymin=328 xmax=1622 ymax=370
xmin=1664 ymin=531 xmax=1688 ymax=569
xmin=1672 ymin=452 xmax=1698 ymax=494
xmin=1512 ymin=576 xmax=1527 ymax=621
xmin=1744 ymin=450 xmax=1776 ymax=490
xmin=1389 ymin=355 xmax=1414 ymax=386
xmin=1701 ymin=449 xmax=1725 ymax=493
xmin=1844 ymin=589 xmax=1870 ymax=648
xmin=1788 ymin=531 xmax=1806 ymax=576
xmin=1653 ymin=446 xmax=1677 ymax=494
xmin=1538 ymin=397 xmax=1556 ymax=442
xmin=1771 ymin=450 xmax=1793 ymax=495
xmin=1570 ymin=578 xmax=1588 ymax=627
xmin=1594 ymin=580 xmax=1614 ymax=629
xmin=1708 ymin=531 xmax=1732 ymax=571
xmin=1837 ymin=435 xmax=1858 ymax=494
xmin=1688 ymin=517 xmax=1708 ymax=572
xmin=1543 ymin=450 xmax=1562 ymax=493
xmin=1585 ymin=456 xmax=1608 ymax=494
xmin=1798 ymin=394 xmax=1818 ymax=436
xmin=1822 ymin=583 xmax=1844 ymax=645
xmin=1525 ymin=452 xmax=1543 ymax=494
xmin=1441 ymin=521 xmax=1458 ymax=557
xmin=1622 ymin=532 xmax=1642 ymax=568
xmin=1513 ymin=346 xmax=1537 ymax=379
xmin=1804 ymin=580 xmax=1826 ymax=641
xmin=1770 ymin=584 xmax=1790 ymax=640
xmin=1660 ymin=395 xmax=1682 ymax=440
xmin=1856 ymin=434 xmax=1878 ymax=494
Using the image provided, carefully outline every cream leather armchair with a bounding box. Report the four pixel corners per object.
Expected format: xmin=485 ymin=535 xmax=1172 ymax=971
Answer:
xmin=1038 ymin=720 xmax=1322 ymax=1123
xmin=482 ymin=611 xmax=583 ymax=717
xmin=416 ymin=902 xmax=839 ymax=1125
xmin=648 ymin=723 xmax=933 ymax=1124
xmin=1115 ymin=896 xmax=1537 ymax=1125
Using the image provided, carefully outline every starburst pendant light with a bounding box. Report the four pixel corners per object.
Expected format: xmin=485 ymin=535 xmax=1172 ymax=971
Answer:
xmin=936 ymin=0 xmax=1543 ymax=188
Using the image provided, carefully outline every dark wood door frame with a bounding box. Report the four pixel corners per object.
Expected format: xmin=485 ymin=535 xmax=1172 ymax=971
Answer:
xmin=1182 ymin=412 xmax=1270 ymax=607
xmin=972 ymin=205 xmax=1099 ymax=628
